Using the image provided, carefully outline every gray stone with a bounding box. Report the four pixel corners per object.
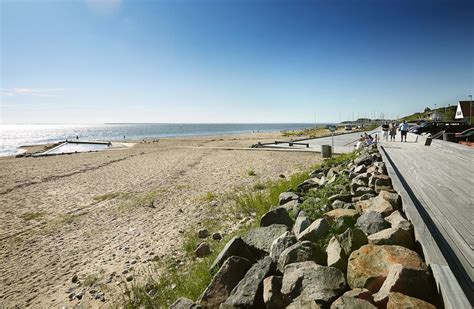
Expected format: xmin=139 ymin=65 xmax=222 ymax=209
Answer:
xmin=378 ymin=190 xmax=402 ymax=210
xmin=326 ymin=236 xmax=347 ymax=272
xmin=342 ymin=288 xmax=374 ymax=303
xmin=277 ymin=241 xmax=326 ymax=272
xmin=359 ymin=193 xmax=376 ymax=201
xmin=199 ymin=256 xmax=253 ymax=308
xmin=385 ymin=211 xmax=412 ymax=231
xmin=368 ymin=174 xmax=390 ymax=188
xmin=355 ymin=187 xmax=375 ymax=197
xmin=364 ymin=196 xmax=395 ymax=216
xmin=353 ymin=173 xmax=371 ymax=185
xmin=328 ymin=193 xmax=353 ymax=204
xmin=354 ymin=154 xmax=373 ymax=166
xmin=281 ymin=261 xmax=347 ymax=306
xmin=225 ymin=256 xmax=275 ymax=308
xmin=350 ymin=179 xmax=367 ymax=194
xmin=210 ymin=236 xmax=255 ymax=270
xmin=212 ymin=232 xmax=223 ymax=241
xmin=243 ymin=224 xmax=289 ymax=257
xmin=280 ymin=200 xmax=300 ymax=218
xmin=333 ymin=216 xmax=356 ymax=234
xmin=279 ymin=192 xmax=299 ymax=205
xmin=338 ymin=228 xmax=368 ymax=256
xmin=331 ymin=200 xmax=346 ymax=209
xmin=367 ymin=227 xmax=415 ymax=249
xmin=309 ymin=168 xmax=324 ymax=178
xmin=260 ymin=207 xmax=293 ymax=229
xmin=198 ymin=229 xmax=209 ymax=238
xmin=354 ymin=165 xmax=367 ymax=174
xmin=195 ymin=243 xmax=211 ymax=258
xmin=71 ymin=274 xmax=78 ymax=283
xmin=330 ymin=296 xmax=377 ymax=309
xmin=297 ymin=178 xmax=320 ymax=191
xmin=355 ymin=212 xmax=389 ymax=235
xmin=286 ymin=299 xmax=322 ymax=308
xmin=327 ymin=167 xmax=339 ymax=178
xmin=170 ymin=297 xmax=197 ymax=309
xmin=293 ymin=213 xmax=312 ymax=237
xmin=297 ymin=218 xmax=330 ymax=242
xmin=269 ymin=231 xmax=297 ymax=262
xmin=373 ymin=263 xmax=435 ymax=306
xmin=263 ymin=276 xmax=284 ymax=309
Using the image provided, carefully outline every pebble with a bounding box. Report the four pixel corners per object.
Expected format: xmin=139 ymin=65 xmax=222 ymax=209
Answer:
xmin=71 ymin=274 xmax=78 ymax=283
xmin=126 ymin=275 xmax=134 ymax=282
xmin=211 ymin=232 xmax=222 ymax=241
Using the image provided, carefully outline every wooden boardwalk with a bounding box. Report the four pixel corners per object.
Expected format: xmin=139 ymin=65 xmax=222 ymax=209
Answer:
xmin=379 ymin=132 xmax=473 ymax=308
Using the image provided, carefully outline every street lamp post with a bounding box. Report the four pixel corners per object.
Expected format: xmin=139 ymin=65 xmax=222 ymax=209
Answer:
xmin=469 ymin=95 xmax=473 ymax=125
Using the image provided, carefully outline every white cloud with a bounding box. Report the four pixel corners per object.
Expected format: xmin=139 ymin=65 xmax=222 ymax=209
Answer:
xmin=0 ymin=88 xmax=65 ymax=98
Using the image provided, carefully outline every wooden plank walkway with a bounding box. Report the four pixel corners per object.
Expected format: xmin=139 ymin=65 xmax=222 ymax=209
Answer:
xmin=379 ymin=132 xmax=473 ymax=308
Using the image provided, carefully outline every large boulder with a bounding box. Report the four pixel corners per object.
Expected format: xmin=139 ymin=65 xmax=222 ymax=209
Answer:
xmin=354 ymin=187 xmax=376 ymax=197
xmin=350 ymin=179 xmax=367 ymax=194
xmin=279 ymin=192 xmax=299 ymax=205
xmin=330 ymin=296 xmax=377 ymax=309
xmin=323 ymin=209 xmax=359 ymax=222
xmin=342 ymin=288 xmax=374 ymax=303
xmin=297 ymin=178 xmax=320 ymax=191
xmin=355 ymin=211 xmax=389 ymax=235
xmin=347 ymin=245 xmax=428 ymax=292
xmin=260 ymin=207 xmax=293 ymax=229
xmin=281 ymin=261 xmax=347 ymax=306
xmin=378 ymin=190 xmax=401 ymax=210
xmin=278 ymin=241 xmax=326 ymax=272
xmin=338 ymin=228 xmax=368 ymax=256
xmin=368 ymin=174 xmax=391 ymax=188
xmin=280 ymin=200 xmax=300 ymax=218
xmin=326 ymin=236 xmax=346 ymax=272
xmin=372 ymin=264 xmax=435 ymax=306
xmin=224 ymin=256 xmax=275 ymax=308
xmin=386 ymin=292 xmax=435 ymax=309
xmin=293 ymin=212 xmax=312 ymax=237
xmin=367 ymin=227 xmax=415 ymax=249
xmin=385 ymin=211 xmax=412 ymax=231
xmin=354 ymin=154 xmax=373 ymax=166
xmin=328 ymin=193 xmax=353 ymax=204
xmin=286 ymin=299 xmax=322 ymax=308
xmin=297 ymin=218 xmax=330 ymax=242
xmin=262 ymin=276 xmax=284 ymax=309
xmin=199 ymin=256 xmax=253 ymax=308
xmin=363 ymin=196 xmax=395 ymax=216
xmin=243 ymin=224 xmax=288 ymax=257
xmin=210 ymin=236 xmax=255 ymax=270
xmin=354 ymin=165 xmax=367 ymax=174
xmin=269 ymin=231 xmax=297 ymax=262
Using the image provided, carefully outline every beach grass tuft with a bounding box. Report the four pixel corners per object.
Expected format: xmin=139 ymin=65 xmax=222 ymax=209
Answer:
xmin=247 ymin=169 xmax=257 ymax=176
xmin=20 ymin=211 xmax=45 ymax=221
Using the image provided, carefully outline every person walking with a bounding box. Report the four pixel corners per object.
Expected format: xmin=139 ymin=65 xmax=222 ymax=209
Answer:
xmin=381 ymin=122 xmax=389 ymax=141
xmin=399 ymin=120 xmax=409 ymax=142
xmin=389 ymin=122 xmax=397 ymax=141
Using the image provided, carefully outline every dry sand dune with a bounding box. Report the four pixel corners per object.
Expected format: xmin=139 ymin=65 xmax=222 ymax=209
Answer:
xmin=0 ymin=132 xmax=321 ymax=307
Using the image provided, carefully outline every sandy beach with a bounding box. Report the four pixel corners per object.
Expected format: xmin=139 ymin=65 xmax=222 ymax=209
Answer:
xmin=0 ymin=131 xmax=321 ymax=307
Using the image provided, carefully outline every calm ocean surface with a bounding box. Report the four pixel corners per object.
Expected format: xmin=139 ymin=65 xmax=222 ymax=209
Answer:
xmin=0 ymin=123 xmax=325 ymax=156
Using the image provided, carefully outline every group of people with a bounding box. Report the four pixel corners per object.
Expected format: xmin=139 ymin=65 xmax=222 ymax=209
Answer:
xmin=381 ymin=120 xmax=410 ymax=142
xmin=355 ymin=120 xmax=410 ymax=149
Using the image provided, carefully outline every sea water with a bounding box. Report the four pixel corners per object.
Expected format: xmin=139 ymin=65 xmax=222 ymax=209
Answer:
xmin=0 ymin=123 xmax=326 ymax=156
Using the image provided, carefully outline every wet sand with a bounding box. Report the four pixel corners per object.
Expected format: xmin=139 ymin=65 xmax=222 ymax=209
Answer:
xmin=0 ymin=132 xmax=321 ymax=307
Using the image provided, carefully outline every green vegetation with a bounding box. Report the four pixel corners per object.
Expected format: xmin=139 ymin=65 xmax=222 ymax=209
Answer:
xmin=83 ymin=273 xmax=100 ymax=287
xmin=200 ymin=191 xmax=218 ymax=203
xmin=282 ymin=127 xmax=329 ymax=138
xmin=93 ymin=192 xmax=124 ymax=202
xmin=247 ymin=169 xmax=257 ymax=176
xmin=20 ymin=211 xmax=45 ymax=221
xmin=121 ymin=150 xmax=360 ymax=308
xmin=401 ymin=105 xmax=457 ymax=122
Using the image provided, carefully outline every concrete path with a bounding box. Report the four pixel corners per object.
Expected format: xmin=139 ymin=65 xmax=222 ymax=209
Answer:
xmin=379 ymin=131 xmax=474 ymax=306
xmin=258 ymin=129 xmax=380 ymax=153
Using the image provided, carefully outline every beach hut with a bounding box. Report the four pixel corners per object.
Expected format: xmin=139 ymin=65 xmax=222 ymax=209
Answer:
xmin=454 ymin=101 xmax=473 ymax=123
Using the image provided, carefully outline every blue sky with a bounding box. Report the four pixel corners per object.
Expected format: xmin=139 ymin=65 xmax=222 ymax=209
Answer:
xmin=1 ymin=0 xmax=473 ymax=124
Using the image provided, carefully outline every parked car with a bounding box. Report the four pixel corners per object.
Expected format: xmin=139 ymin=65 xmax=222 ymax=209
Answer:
xmin=455 ymin=128 xmax=474 ymax=142
xmin=410 ymin=121 xmax=469 ymax=135
xmin=345 ymin=124 xmax=352 ymax=131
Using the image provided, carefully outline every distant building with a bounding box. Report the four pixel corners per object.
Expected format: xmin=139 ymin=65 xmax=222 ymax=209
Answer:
xmin=455 ymin=101 xmax=473 ymax=123
xmin=426 ymin=112 xmax=441 ymax=121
